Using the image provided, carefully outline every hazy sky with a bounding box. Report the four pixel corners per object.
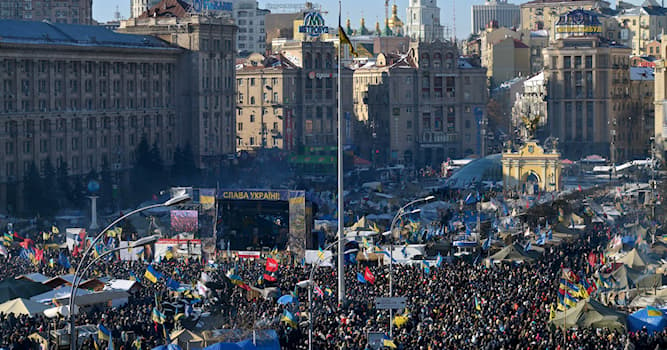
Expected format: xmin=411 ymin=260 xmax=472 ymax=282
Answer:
xmin=93 ymin=0 xmax=647 ymax=39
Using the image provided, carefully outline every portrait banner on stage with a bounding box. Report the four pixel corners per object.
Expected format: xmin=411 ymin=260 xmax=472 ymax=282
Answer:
xmin=171 ymin=210 xmax=199 ymax=233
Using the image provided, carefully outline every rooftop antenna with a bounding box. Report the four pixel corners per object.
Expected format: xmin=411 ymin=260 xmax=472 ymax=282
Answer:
xmin=452 ymin=0 xmax=456 ymax=42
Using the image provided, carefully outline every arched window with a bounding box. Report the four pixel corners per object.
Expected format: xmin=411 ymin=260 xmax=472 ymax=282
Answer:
xmin=433 ymin=53 xmax=442 ymax=68
xmin=250 ymin=96 xmax=255 ymax=105
xmin=445 ymin=52 xmax=454 ymax=69
xmin=421 ymin=53 xmax=430 ymax=68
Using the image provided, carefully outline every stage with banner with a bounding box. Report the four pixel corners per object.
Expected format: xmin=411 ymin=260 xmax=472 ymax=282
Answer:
xmin=217 ymin=189 xmax=309 ymax=258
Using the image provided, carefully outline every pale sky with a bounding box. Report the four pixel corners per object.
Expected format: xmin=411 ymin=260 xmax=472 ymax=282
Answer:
xmin=93 ymin=0 xmax=647 ymax=40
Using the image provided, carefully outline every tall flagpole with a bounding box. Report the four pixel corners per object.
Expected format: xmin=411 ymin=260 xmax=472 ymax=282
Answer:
xmin=337 ymin=0 xmax=345 ymax=305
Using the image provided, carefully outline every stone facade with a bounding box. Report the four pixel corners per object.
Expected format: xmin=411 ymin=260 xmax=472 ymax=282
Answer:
xmin=353 ymin=42 xmax=488 ymax=167
xmin=544 ymin=37 xmax=632 ymax=161
xmin=0 ymin=20 xmax=181 ymax=213
xmin=0 ymin=0 xmax=92 ymax=24
xmin=119 ymin=14 xmax=238 ymax=169
xmin=235 ymin=41 xmax=354 ymax=152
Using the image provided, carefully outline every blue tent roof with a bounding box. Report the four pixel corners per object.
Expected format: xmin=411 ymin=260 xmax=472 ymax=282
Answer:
xmin=628 ymin=306 xmax=667 ymax=334
xmin=201 ymin=330 xmax=280 ymax=350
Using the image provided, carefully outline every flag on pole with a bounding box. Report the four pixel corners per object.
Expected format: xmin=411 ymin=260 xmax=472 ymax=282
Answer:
xmin=151 ymin=307 xmax=166 ymax=324
xmin=313 ymin=284 xmax=324 ymax=298
xmin=383 ymin=339 xmax=397 ymax=349
xmin=338 ymin=26 xmax=357 ymax=57
xmin=144 ymin=265 xmax=162 ymax=283
xmin=265 ymin=257 xmax=279 ymax=272
xmin=356 ymin=272 xmax=367 ymax=284
xmin=97 ymin=323 xmax=112 ymax=341
xmin=363 ymin=266 xmax=375 ymax=284
xmin=281 ymin=310 xmax=297 ymax=327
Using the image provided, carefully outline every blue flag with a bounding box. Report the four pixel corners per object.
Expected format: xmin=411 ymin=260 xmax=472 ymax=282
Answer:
xmin=58 ymin=251 xmax=71 ymax=269
xmin=356 ymin=272 xmax=367 ymax=284
xmin=166 ymin=278 xmax=180 ymax=291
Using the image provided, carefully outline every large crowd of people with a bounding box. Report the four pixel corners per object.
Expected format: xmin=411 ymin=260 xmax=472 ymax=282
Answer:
xmin=1 ymin=189 xmax=667 ymax=350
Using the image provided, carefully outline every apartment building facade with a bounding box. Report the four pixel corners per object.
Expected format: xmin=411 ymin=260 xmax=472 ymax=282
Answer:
xmin=0 ymin=0 xmax=92 ymax=24
xmin=119 ymin=6 xmax=238 ymax=169
xmin=544 ymin=31 xmax=633 ymax=160
xmin=0 ymin=20 xmax=181 ymax=212
xmin=354 ymin=42 xmax=488 ymax=167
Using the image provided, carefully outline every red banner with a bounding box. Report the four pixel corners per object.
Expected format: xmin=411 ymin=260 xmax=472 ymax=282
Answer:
xmin=265 ymin=257 xmax=278 ymax=272
xmin=364 ymin=267 xmax=375 ymax=284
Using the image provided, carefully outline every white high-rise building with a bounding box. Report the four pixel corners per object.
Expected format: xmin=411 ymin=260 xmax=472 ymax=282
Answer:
xmin=232 ymin=0 xmax=269 ymax=55
xmin=405 ymin=0 xmax=444 ymax=42
xmin=131 ymin=0 xmax=161 ymax=19
xmin=471 ymin=0 xmax=520 ymax=34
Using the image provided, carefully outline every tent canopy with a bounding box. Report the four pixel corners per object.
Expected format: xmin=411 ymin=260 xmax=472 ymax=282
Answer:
xmin=202 ymin=329 xmax=279 ymax=350
xmin=628 ymin=307 xmax=667 ymax=334
xmin=486 ymin=244 xmax=535 ymax=264
xmin=0 ymin=298 xmax=49 ymax=316
xmin=29 ymin=285 xmax=91 ymax=304
xmin=549 ymin=299 xmax=626 ymax=331
xmin=0 ymin=278 xmax=52 ymax=303
xmin=618 ymin=248 xmax=649 ymax=270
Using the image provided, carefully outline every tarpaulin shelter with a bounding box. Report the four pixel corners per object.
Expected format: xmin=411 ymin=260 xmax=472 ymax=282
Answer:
xmin=201 ymin=329 xmax=280 ymax=350
xmin=0 ymin=278 xmax=52 ymax=303
xmin=29 ymin=285 xmax=91 ymax=304
xmin=598 ymin=264 xmax=642 ymax=290
xmin=15 ymin=273 xmax=50 ymax=283
xmin=0 ymin=298 xmax=49 ymax=316
xmin=549 ymin=299 xmax=626 ymax=330
xmin=630 ymin=294 xmax=667 ymax=309
xmin=618 ymin=248 xmax=648 ymax=270
xmin=484 ymin=244 xmax=535 ymax=265
xmin=170 ymin=329 xmax=203 ymax=349
xmin=628 ymin=306 xmax=667 ymax=334
xmin=153 ymin=345 xmax=183 ymax=350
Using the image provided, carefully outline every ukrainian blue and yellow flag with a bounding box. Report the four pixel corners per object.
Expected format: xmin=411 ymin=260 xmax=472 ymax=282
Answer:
xmin=151 ymin=307 xmax=166 ymax=324
xmin=281 ymin=309 xmax=297 ymax=327
xmin=97 ymin=323 xmax=111 ymax=341
xmin=144 ymin=265 xmax=162 ymax=283
xmin=199 ymin=189 xmax=216 ymax=210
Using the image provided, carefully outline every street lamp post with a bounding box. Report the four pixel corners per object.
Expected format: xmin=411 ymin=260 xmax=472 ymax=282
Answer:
xmin=299 ymin=239 xmax=344 ymax=350
xmin=68 ymin=194 xmax=189 ymax=350
xmin=387 ymin=195 xmax=434 ymax=338
xmin=68 ymin=234 xmax=160 ymax=348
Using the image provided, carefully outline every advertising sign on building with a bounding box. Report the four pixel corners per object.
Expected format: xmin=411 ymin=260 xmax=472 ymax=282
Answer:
xmin=191 ymin=0 xmax=232 ymax=12
xmin=299 ymin=11 xmax=329 ymax=37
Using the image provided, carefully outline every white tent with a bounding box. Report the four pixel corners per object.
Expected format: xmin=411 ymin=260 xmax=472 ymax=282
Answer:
xmin=103 ymin=279 xmax=137 ymax=292
xmin=29 ymin=285 xmax=91 ymax=304
xmin=0 ymin=298 xmax=49 ymax=316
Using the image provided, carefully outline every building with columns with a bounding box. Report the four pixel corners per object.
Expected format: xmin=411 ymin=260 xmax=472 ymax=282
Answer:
xmin=0 ymin=19 xmax=181 ymax=213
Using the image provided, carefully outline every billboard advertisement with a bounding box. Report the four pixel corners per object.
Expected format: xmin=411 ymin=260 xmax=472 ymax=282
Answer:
xmin=190 ymin=0 xmax=232 ymax=12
